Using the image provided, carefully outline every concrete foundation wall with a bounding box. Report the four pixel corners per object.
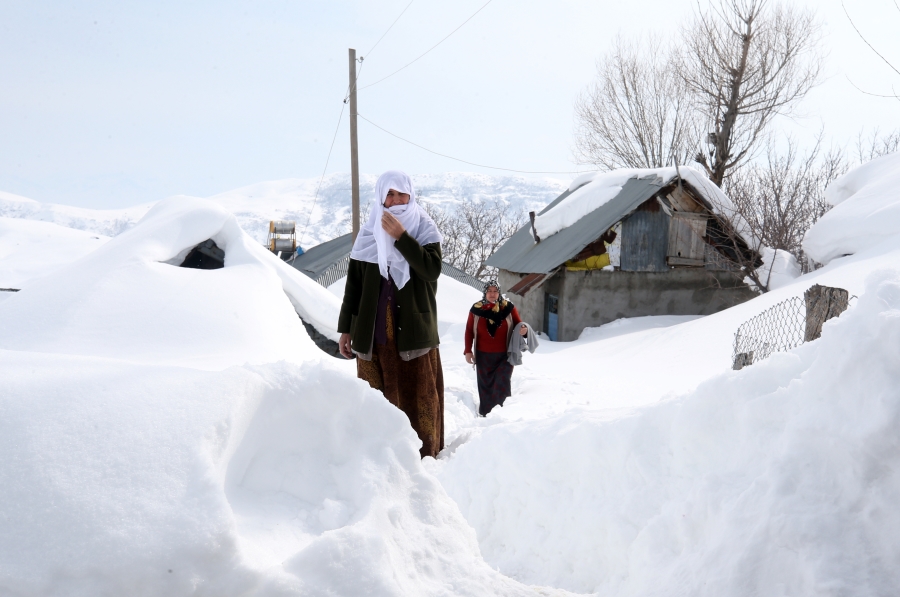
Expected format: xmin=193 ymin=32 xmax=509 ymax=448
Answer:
xmin=502 ymin=267 xmax=757 ymax=342
xmin=499 ymin=270 xmax=543 ymax=333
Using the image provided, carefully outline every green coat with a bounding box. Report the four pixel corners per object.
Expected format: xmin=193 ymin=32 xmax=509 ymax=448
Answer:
xmin=337 ymin=232 xmax=442 ymax=354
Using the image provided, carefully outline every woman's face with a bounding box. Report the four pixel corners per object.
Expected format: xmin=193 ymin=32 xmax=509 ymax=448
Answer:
xmin=383 ymin=188 xmax=411 ymax=208
xmin=485 ymin=286 xmax=500 ymax=303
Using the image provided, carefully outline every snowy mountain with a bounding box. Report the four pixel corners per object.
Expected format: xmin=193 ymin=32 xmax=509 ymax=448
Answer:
xmin=0 ymin=173 xmax=566 ymax=250
xmin=0 ymin=190 xmax=154 ymax=238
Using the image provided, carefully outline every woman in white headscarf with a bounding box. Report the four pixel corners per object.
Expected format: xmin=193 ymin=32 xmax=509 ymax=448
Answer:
xmin=337 ymin=170 xmax=445 ymax=458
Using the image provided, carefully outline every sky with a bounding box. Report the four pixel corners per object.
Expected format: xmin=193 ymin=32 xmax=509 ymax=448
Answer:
xmin=1 ymin=0 xmax=898 ymax=209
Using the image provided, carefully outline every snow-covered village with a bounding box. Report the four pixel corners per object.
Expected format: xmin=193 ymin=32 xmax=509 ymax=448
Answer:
xmin=2 ymin=1 xmax=900 ymax=595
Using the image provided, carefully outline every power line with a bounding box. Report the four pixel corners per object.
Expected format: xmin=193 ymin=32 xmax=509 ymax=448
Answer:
xmin=343 ymin=60 xmax=364 ymax=103
xmin=358 ymin=0 xmax=494 ymax=92
xmin=358 ymin=113 xmax=583 ymax=175
xmin=303 ymin=0 xmax=414 ymax=245
xmin=300 ymin=101 xmax=347 ymax=246
xmin=842 ymin=0 xmax=900 ymax=78
xmin=364 ymin=0 xmax=416 ymax=59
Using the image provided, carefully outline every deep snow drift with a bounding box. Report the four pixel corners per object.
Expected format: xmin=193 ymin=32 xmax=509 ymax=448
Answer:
xmin=0 ymin=197 xmax=569 ymax=596
xmin=0 ymin=217 xmax=109 ymax=292
xmin=3 ymin=153 xmax=900 ymax=596
xmin=433 ymin=269 xmax=900 ymax=595
xmin=425 ymin=154 xmax=900 ymax=595
xmin=804 ymin=151 xmax=900 ymax=264
xmin=0 ymin=196 xmax=342 ymax=365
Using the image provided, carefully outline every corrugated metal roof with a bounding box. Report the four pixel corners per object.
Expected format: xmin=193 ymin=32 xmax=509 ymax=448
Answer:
xmin=291 ymin=233 xmax=353 ymax=278
xmin=291 ymin=232 xmax=485 ymax=291
xmin=486 ymin=175 xmax=664 ymax=274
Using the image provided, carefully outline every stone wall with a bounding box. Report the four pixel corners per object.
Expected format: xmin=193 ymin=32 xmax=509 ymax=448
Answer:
xmin=502 ymin=267 xmax=757 ymax=342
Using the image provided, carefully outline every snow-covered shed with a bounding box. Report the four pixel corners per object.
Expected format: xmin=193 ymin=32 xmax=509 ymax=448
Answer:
xmin=486 ymin=167 xmax=760 ymax=341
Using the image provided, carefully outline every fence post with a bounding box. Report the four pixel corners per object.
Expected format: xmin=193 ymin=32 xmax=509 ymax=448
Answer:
xmin=804 ymin=284 xmax=849 ymax=342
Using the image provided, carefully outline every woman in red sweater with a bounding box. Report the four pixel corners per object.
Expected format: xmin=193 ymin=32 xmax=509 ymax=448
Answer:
xmin=464 ymin=280 xmax=528 ymax=416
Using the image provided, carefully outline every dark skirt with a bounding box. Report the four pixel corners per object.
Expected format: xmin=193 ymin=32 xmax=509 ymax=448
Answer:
xmin=475 ymin=351 xmax=513 ymax=416
xmin=357 ymin=305 xmax=444 ymax=458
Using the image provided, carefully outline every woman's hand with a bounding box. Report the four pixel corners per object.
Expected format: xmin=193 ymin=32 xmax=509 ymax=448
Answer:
xmin=465 ymin=352 xmax=474 ymax=365
xmin=519 ymin=326 xmax=528 ymax=336
xmin=339 ymin=333 xmax=353 ymax=359
xmin=382 ymin=211 xmax=406 ymax=240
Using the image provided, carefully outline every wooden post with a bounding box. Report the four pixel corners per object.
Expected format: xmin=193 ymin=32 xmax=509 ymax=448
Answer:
xmin=804 ymin=284 xmax=849 ymax=342
xmin=732 ymin=351 xmax=754 ymax=370
xmin=349 ymin=48 xmax=361 ymax=243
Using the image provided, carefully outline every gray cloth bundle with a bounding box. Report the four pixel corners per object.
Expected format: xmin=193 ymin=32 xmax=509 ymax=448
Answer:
xmin=507 ymin=322 xmax=539 ymax=365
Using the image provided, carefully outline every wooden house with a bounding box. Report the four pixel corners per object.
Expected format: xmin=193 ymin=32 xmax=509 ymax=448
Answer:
xmin=486 ymin=169 xmax=761 ymax=341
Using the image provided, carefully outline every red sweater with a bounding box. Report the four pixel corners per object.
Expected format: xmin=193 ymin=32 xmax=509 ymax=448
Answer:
xmin=464 ymin=304 xmax=522 ymax=354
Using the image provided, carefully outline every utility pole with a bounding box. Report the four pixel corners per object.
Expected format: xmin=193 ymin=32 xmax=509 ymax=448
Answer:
xmin=348 ymin=48 xmax=360 ymax=242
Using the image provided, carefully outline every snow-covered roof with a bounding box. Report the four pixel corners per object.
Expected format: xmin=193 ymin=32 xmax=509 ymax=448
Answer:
xmin=487 ymin=166 xmax=751 ymax=275
xmin=293 ymin=232 xmax=486 ymax=291
xmin=291 ymin=232 xmax=354 ymax=279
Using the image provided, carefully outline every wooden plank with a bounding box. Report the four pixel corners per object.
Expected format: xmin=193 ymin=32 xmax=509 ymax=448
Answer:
xmin=667 ymin=212 xmax=708 ymax=264
xmin=667 ymin=185 xmax=704 ymax=213
xmin=508 ymin=272 xmax=548 ymax=296
xmin=621 ymin=209 xmax=670 ymax=272
xmin=667 ymin=256 xmax=705 ymax=267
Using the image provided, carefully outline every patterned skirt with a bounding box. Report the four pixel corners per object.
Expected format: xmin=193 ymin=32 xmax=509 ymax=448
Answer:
xmin=357 ymin=305 xmax=444 ymax=458
xmin=475 ymin=351 xmax=513 ymax=416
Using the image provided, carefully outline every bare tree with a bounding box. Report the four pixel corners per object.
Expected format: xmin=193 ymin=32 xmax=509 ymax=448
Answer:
xmin=716 ymin=134 xmax=846 ymax=289
xmin=574 ymin=35 xmax=700 ymax=170
xmin=681 ymin=0 xmax=823 ymax=186
xmin=422 ymin=199 xmax=526 ymax=279
xmin=856 ymin=128 xmax=900 ymax=162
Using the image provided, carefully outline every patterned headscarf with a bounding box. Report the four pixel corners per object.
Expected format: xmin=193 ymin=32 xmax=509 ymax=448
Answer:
xmin=472 ymin=278 xmax=513 ymax=337
xmin=481 ymin=279 xmax=501 ymax=303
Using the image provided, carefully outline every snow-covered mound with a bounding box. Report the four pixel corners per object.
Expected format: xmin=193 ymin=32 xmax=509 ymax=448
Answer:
xmin=433 ymin=269 xmax=900 ymax=595
xmin=0 ymin=196 xmax=342 ymax=366
xmin=0 ymin=354 xmax=566 ymax=596
xmin=0 ymin=217 xmax=109 ymax=291
xmin=804 ymin=151 xmax=900 ymax=264
xmin=0 ymin=197 xmax=571 ymax=596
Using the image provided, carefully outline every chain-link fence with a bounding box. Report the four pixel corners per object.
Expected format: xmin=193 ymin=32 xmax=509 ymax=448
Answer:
xmin=732 ymin=296 xmax=806 ymax=368
xmin=732 ymin=289 xmax=854 ymax=370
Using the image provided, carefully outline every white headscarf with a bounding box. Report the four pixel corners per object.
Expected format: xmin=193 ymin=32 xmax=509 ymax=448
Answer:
xmin=349 ymin=170 xmax=443 ymax=289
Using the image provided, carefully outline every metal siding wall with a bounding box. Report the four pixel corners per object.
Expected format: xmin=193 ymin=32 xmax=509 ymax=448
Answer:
xmin=621 ymin=210 xmax=670 ymax=272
